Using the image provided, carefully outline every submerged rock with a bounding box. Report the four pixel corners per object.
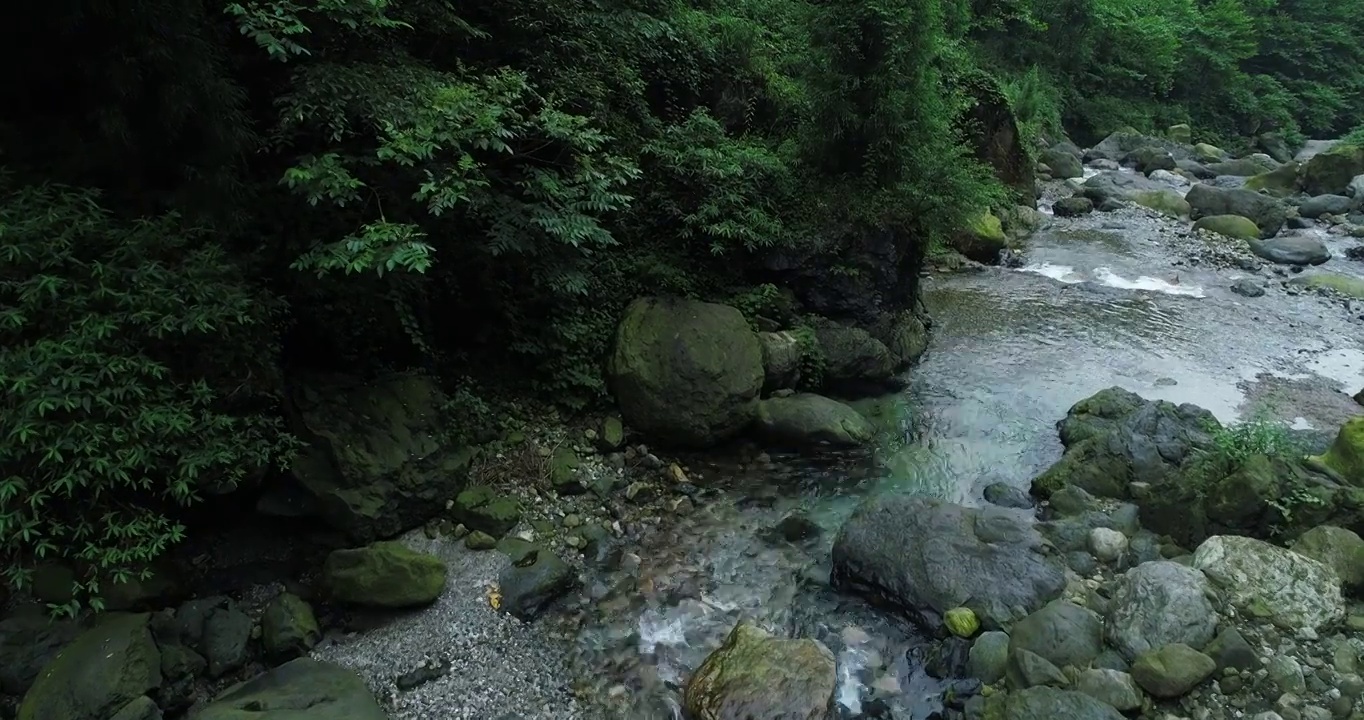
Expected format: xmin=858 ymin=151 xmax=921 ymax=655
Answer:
xmin=832 ymin=495 xmax=1066 ymax=630
xmin=684 ymin=622 xmax=836 ymax=720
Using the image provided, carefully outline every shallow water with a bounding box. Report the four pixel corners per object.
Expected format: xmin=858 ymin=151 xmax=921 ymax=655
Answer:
xmin=567 ymin=197 xmax=1364 ymax=717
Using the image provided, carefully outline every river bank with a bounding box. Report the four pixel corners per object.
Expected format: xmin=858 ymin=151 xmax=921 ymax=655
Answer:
xmin=5 ymin=132 xmax=1364 ymax=720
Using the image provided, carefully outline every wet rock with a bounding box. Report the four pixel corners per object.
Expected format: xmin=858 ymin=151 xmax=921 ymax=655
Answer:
xmin=465 ymin=530 xmax=497 ymax=550
xmin=1054 ymin=196 xmax=1094 ymax=216
xmin=1186 ymin=183 xmax=1287 ymax=237
xmin=1008 ymin=600 xmax=1104 ymax=670
xmin=1081 ymin=171 xmax=1167 ymax=205
xmin=968 ymin=631 xmax=1010 ymax=684
xmin=1074 ymin=668 xmax=1143 ymax=711
xmin=1291 ymin=525 xmax=1364 ymax=592
xmin=773 ymin=513 xmax=823 ymax=542
xmin=17 ymin=613 xmax=162 ymax=720
xmin=451 ymin=485 xmax=522 ymax=538
xmin=1249 ymin=236 xmax=1330 ymax=266
xmin=753 ymin=393 xmax=875 ymax=449
xmin=952 ymin=210 xmax=1010 ymax=263
xmin=1231 ymin=278 xmax=1266 ymax=297
xmin=983 ymin=482 xmax=1033 ymax=509
xmin=683 ymin=622 xmax=836 ymax=720
xmin=195 ymin=658 xmax=386 ymax=720
xmin=1009 ymin=647 xmax=1068 ymax=688
xmin=549 ymin=446 xmax=586 ymax=495
xmin=109 ymin=696 xmax=161 ymax=720
xmin=608 ymin=296 xmax=764 ymax=447
xmin=1194 ymin=214 xmax=1261 ymax=240
xmin=994 ymin=685 xmax=1124 ymax=720
xmin=261 ymin=593 xmax=320 ymax=660
xmin=1289 ymin=271 xmax=1364 ymax=299
xmin=1207 ymin=157 xmax=1278 ymax=177
xmin=1300 ymin=194 xmax=1356 ymax=218
xmin=1130 ymin=189 xmax=1191 ymax=218
xmin=322 ymin=542 xmax=447 ymax=608
xmin=497 ymin=544 xmax=579 ymax=620
xmin=1105 ymin=560 xmax=1217 ymax=660
xmin=1193 ymin=143 xmax=1227 ymax=163
xmin=263 ymin=372 xmax=472 ymax=542
xmin=1267 ymin=654 xmax=1307 ymax=694
xmin=1192 ymin=534 xmax=1344 ymax=631
xmin=832 ymin=495 xmax=1066 ymax=630
xmin=1130 ymin=642 xmax=1216 ymax=698
xmin=1203 ymin=627 xmax=1259 ymax=672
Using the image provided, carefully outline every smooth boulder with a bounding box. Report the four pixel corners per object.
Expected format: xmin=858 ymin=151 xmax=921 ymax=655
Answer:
xmin=1248 ymin=236 xmax=1330 ymax=266
xmin=1301 ymin=143 xmax=1364 ymax=195
xmin=608 ymin=297 xmax=764 ymax=447
xmin=17 ymin=613 xmax=161 ymax=720
xmin=832 ymin=495 xmax=1066 ymax=629
xmin=1193 ymin=214 xmax=1260 ymax=240
xmin=1193 ymin=535 xmax=1345 ymax=632
xmin=322 ymin=541 xmax=447 ymax=608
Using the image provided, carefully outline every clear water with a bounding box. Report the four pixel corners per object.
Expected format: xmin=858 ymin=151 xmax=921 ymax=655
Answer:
xmin=567 ymin=197 xmax=1364 ymax=718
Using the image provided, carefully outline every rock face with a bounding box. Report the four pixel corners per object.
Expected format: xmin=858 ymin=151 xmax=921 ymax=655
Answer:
xmin=194 ymin=658 xmax=388 ymax=720
xmin=753 ymin=394 xmax=875 ymax=449
xmin=832 ymin=495 xmax=1066 ymax=629
xmin=266 ymin=372 xmax=473 ymax=542
xmin=607 ymin=297 xmax=764 ymax=447
xmin=18 ymin=613 xmax=161 ymax=720
xmin=1193 ymin=535 xmax=1345 ymax=632
xmin=322 ymin=542 xmax=447 ymax=608
xmin=1105 ymin=561 xmax=1217 ymax=660
xmin=683 ymin=622 xmax=836 ymax=720
xmin=1185 ymin=183 xmax=1286 ymax=237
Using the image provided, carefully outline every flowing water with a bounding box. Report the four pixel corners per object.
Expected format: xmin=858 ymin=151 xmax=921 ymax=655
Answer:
xmin=567 ymin=189 xmax=1364 ymax=718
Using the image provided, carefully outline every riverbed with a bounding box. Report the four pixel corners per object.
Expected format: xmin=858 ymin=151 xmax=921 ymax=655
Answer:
xmin=313 ymin=180 xmax=1364 ymax=719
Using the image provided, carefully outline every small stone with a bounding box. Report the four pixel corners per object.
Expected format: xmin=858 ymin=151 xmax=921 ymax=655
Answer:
xmin=1131 ymin=643 xmax=1217 ymax=698
xmin=1088 ymin=528 xmax=1129 ymax=563
xmin=946 ymin=608 xmax=980 ymax=638
xmin=465 ymin=531 xmax=497 ymax=550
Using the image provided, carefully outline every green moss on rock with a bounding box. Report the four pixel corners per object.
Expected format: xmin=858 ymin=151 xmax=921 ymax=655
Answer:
xmin=1131 ymin=189 xmax=1191 ymax=218
xmin=1301 ymin=143 xmax=1364 ymax=195
xmin=322 ymin=541 xmax=447 ymax=608
xmin=1193 ymin=215 xmax=1260 ymax=240
xmin=452 ymin=485 xmax=522 ymax=537
xmin=1243 ymin=161 xmax=1301 ymax=197
xmin=18 ymin=613 xmax=161 ymax=720
xmin=1315 ymin=417 xmax=1364 ymax=487
xmin=684 ymin=622 xmax=836 ymax=720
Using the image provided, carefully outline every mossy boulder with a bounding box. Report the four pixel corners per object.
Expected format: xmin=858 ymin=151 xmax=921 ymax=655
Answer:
xmin=1313 ymin=417 xmax=1364 ymax=486
xmin=1206 ymin=157 xmax=1277 ymax=177
xmin=1193 ymin=214 xmax=1260 ymax=240
xmin=953 ymin=210 xmax=1010 ymax=263
xmin=1166 ymin=123 xmax=1192 ymax=144
xmin=1040 ymin=147 xmax=1083 ymax=179
xmin=322 ymin=541 xmax=446 ymax=608
xmin=1301 ymin=143 xmax=1364 ymax=196
xmin=18 ymin=613 xmax=161 ymax=720
xmin=1130 ymin=189 xmax=1191 ymax=219
xmin=684 ymin=622 xmax=836 ymax=720
xmin=452 ymin=485 xmax=522 ymax=537
xmin=812 ymin=323 xmax=899 ymax=392
xmin=1291 ymin=526 xmax=1364 ymax=592
xmin=1289 ymin=272 xmax=1364 ymax=300
xmin=1244 ymin=160 xmax=1302 ymax=197
xmin=1193 ymin=143 xmax=1226 ymax=163
xmin=1186 ymin=183 xmax=1286 ymax=237
xmin=607 ymin=297 xmax=763 ymax=448
xmin=548 ymin=446 xmax=585 ymax=495
xmin=753 ymin=393 xmax=875 ymax=449
xmin=261 ymin=593 xmax=320 ymax=660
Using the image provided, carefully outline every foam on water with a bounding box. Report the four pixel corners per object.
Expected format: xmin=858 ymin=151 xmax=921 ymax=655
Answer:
xmin=1018 ymin=262 xmax=1205 ymax=298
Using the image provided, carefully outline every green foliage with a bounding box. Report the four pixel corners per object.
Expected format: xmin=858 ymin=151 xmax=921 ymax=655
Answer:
xmin=0 ymin=180 xmax=295 ymax=614
xmin=1205 ymin=416 xmax=1303 ymax=467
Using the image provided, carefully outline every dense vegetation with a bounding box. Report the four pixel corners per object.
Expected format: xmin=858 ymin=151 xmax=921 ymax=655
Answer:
xmin=2 ymin=0 xmax=1362 ymax=611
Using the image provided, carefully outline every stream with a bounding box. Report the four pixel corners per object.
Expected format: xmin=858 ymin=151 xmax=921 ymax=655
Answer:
xmin=565 ymin=180 xmax=1364 ymax=719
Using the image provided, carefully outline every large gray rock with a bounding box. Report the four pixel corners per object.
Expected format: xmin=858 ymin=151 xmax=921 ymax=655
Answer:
xmin=0 ymin=607 xmax=84 ymax=696
xmin=1193 ymin=535 xmax=1345 ymax=632
xmin=832 ymin=495 xmax=1067 ymax=630
xmin=195 ymin=658 xmax=387 ymax=720
xmin=812 ymin=324 xmax=899 ymax=393
xmin=1106 ymin=561 xmax=1217 ymax=661
xmin=1248 ymin=236 xmax=1330 ymax=266
xmin=1300 ymin=194 xmax=1356 ymax=218
xmin=1081 ymin=171 xmax=1168 ymax=204
xmin=1186 ymin=183 xmax=1287 ymax=237
xmin=1008 ymin=600 xmax=1104 ymax=670
xmin=262 ymin=372 xmax=473 ymax=541
xmin=608 ymin=297 xmax=764 ymax=448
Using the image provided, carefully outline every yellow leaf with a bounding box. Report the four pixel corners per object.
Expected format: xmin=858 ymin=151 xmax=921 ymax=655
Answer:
xmin=487 ymin=584 xmax=502 ymax=610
